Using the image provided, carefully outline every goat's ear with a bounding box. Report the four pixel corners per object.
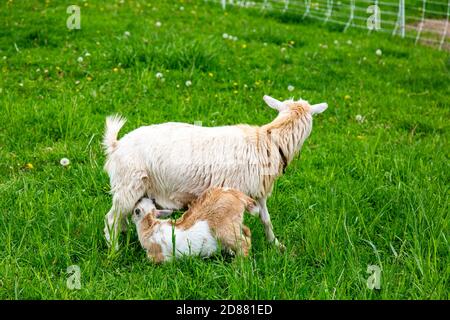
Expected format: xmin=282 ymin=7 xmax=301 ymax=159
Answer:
xmin=310 ymin=102 xmax=328 ymax=115
xmin=154 ymin=209 xmax=173 ymax=218
xmin=263 ymin=95 xmax=285 ymax=112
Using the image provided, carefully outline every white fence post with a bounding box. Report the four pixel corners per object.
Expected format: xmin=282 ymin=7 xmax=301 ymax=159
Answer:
xmin=393 ymin=0 xmax=405 ymax=38
xmin=303 ymin=0 xmax=311 ymax=18
xmin=439 ymin=0 xmax=449 ymax=50
xmin=415 ymin=0 xmax=427 ymax=44
xmin=344 ymin=0 xmax=355 ymax=32
xmin=283 ymin=0 xmax=289 ymax=13
xmin=324 ymin=0 xmax=333 ymax=24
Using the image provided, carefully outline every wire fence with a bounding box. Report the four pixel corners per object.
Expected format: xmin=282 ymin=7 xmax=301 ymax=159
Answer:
xmin=209 ymin=0 xmax=450 ymax=50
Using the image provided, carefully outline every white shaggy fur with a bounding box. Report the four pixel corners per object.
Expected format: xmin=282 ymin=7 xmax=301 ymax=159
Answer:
xmin=103 ymin=95 xmax=327 ymax=250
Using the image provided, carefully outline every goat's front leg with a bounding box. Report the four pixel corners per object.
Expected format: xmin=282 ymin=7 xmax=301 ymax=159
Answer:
xmin=104 ymin=208 xmax=122 ymax=251
xmin=257 ymin=197 xmax=285 ymax=251
xmin=104 ymin=191 xmax=143 ymax=251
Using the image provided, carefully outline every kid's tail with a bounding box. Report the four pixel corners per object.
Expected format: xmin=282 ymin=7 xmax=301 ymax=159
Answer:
xmin=242 ymin=196 xmax=260 ymax=217
xmin=103 ymin=115 xmax=126 ymax=155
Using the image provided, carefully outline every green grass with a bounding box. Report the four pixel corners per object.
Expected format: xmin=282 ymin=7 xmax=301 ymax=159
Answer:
xmin=0 ymin=0 xmax=449 ymax=300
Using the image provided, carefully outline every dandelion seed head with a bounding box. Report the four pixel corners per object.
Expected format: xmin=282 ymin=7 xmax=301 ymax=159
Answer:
xmin=355 ymin=114 xmax=365 ymax=123
xmin=60 ymin=158 xmax=70 ymax=167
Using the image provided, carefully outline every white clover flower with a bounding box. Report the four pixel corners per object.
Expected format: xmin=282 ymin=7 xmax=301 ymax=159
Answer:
xmin=124 ymin=31 xmax=131 ymax=37
xmin=355 ymin=115 xmax=365 ymax=123
xmin=376 ymin=49 xmax=382 ymax=56
xmin=60 ymin=158 xmax=70 ymax=167
xmin=263 ymin=42 xmax=268 ymax=46
xmin=287 ymin=85 xmax=294 ymax=92
xmin=155 ymin=72 xmax=164 ymax=79
xmin=19 ymin=83 xmax=24 ymax=87
xmin=347 ymin=40 xmax=352 ymax=45
xmin=334 ymin=40 xmax=339 ymax=45
xmin=232 ymin=36 xmax=238 ymax=41
xmin=281 ymin=47 xmax=286 ymax=52
xmin=85 ymin=52 xmax=91 ymax=57
xmin=155 ymin=21 xmax=162 ymax=27
xmin=77 ymin=56 xmax=83 ymax=63
xmin=222 ymin=33 xmax=229 ymax=39
xmin=2 ymin=56 xmax=6 ymax=60
xmin=180 ymin=6 xmax=184 ymax=11
xmin=185 ymin=80 xmax=192 ymax=87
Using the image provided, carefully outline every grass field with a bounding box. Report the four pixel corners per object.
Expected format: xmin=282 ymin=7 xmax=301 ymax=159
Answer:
xmin=0 ymin=0 xmax=449 ymax=299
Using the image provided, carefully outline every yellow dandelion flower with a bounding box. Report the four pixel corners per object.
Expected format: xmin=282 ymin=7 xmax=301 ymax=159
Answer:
xmin=25 ymin=163 xmax=34 ymax=169
xmin=344 ymin=95 xmax=351 ymax=100
xmin=113 ymin=67 xmax=119 ymax=73
xmin=208 ymin=72 xmax=214 ymax=77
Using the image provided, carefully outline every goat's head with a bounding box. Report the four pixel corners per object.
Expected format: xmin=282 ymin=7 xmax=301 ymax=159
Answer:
xmin=263 ymin=95 xmax=328 ymax=116
xmin=132 ymin=197 xmax=173 ymax=224
xmin=262 ymin=95 xmax=328 ymax=157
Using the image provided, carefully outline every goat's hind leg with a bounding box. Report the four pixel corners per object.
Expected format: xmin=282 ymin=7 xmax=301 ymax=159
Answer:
xmin=257 ymin=197 xmax=285 ymax=251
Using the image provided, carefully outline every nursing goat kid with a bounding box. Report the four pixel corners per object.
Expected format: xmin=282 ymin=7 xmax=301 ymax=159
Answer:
xmin=103 ymin=95 xmax=327 ymax=250
xmin=132 ymin=187 xmax=258 ymax=263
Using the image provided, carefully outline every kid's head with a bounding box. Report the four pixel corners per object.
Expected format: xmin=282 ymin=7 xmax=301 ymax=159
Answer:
xmin=132 ymin=197 xmax=173 ymax=224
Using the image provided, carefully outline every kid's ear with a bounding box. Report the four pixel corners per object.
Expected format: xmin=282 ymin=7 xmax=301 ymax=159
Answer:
xmin=154 ymin=209 xmax=173 ymax=218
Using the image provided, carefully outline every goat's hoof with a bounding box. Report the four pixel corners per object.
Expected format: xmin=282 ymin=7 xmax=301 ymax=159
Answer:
xmin=274 ymin=239 xmax=286 ymax=252
xmin=105 ymin=237 xmax=120 ymax=252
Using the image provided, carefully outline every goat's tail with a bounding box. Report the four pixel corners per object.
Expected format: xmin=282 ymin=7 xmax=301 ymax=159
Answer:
xmin=103 ymin=114 xmax=126 ymax=155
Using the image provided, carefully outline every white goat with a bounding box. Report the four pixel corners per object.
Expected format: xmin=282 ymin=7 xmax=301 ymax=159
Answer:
xmin=103 ymin=95 xmax=327 ymax=250
xmin=132 ymin=187 xmax=258 ymax=263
